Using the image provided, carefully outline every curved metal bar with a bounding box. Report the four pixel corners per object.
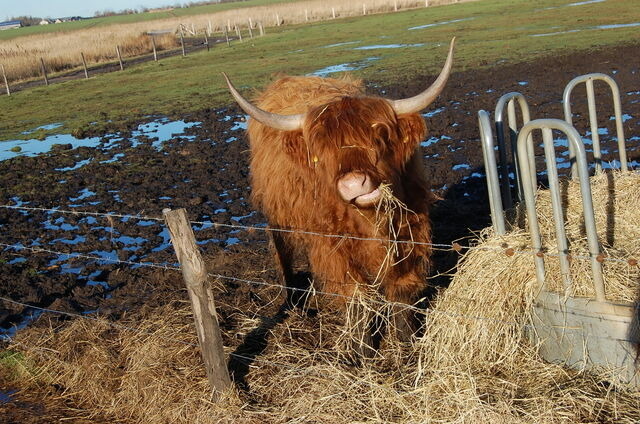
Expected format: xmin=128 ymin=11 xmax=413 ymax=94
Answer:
xmin=563 ymin=73 xmax=628 ymax=178
xmin=494 ymin=92 xmax=532 ymax=208
xmin=478 ymin=110 xmax=506 ymax=235
xmin=517 ymin=119 xmax=605 ymax=301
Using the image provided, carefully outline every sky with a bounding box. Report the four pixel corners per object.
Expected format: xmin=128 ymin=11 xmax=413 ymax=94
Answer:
xmin=2 ymin=0 xmax=180 ymax=20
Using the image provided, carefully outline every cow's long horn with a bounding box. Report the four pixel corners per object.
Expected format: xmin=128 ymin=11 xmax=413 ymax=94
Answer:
xmin=222 ymin=73 xmax=305 ymax=132
xmin=389 ymin=37 xmax=456 ymax=115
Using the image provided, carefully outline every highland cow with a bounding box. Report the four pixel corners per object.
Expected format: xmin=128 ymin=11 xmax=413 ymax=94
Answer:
xmin=224 ymin=38 xmax=455 ymax=343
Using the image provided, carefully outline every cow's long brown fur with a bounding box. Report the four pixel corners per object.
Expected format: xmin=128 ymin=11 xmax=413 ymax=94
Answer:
xmin=247 ymin=75 xmax=437 ymax=304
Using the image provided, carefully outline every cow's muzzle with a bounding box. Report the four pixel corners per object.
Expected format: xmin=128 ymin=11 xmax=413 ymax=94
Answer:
xmin=337 ymin=172 xmax=381 ymax=207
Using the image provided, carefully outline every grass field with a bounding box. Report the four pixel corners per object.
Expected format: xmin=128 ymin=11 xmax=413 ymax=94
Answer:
xmin=0 ymin=0 xmax=446 ymax=83
xmin=0 ymin=0 xmax=638 ymax=140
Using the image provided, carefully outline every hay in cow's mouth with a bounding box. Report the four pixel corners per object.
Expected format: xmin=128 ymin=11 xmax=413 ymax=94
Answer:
xmin=376 ymin=183 xmax=416 ymax=266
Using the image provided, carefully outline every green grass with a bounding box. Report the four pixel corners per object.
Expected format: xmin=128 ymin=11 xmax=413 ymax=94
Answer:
xmin=0 ymin=350 xmax=37 ymax=380
xmin=0 ymin=0 xmax=638 ymax=140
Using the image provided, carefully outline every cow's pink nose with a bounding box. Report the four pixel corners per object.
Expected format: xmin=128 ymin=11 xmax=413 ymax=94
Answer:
xmin=337 ymin=172 xmax=380 ymax=206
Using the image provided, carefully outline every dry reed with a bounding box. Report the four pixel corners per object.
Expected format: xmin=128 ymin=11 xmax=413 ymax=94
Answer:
xmin=5 ymin=170 xmax=640 ymax=422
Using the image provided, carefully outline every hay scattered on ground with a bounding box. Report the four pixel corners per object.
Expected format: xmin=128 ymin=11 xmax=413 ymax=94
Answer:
xmin=4 ymin=171 xmax=640 ymax=423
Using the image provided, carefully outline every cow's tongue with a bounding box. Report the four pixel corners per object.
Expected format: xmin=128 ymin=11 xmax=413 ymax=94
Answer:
xmin=354 ymin=188 xmax=381 ymax=206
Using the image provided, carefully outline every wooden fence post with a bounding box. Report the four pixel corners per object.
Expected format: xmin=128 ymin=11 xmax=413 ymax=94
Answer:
xmin=363 ymin=3 xmax=366 ymax=15
xmin=235 ymin=25 xmax=243 ymax=42
xmin=116 ymin=46 xmax=124 ymax=70
xmin=40 ymin=58 xmax=49 ymax=85
xmin=332 ymin=7 xmax=336 ymax=19
xmin=223 ymin=27 xmax=230 ymax=46
xmin=204 ymin=33 xmax=209 ymax=51
xmin=394 ymin=0 xmax=398 ymax=11
xmin=179 ymin=27 xmax=186 ymax=56
xmin=248 ymin=22 xmax=253 ymax=39
xmin=1 ymin=64 xmax=10 ymax=96
xmin=80 ymin=53 xmax=89 ymax=79
xmin=305 ymin=9 xmax=309 ymax=21
xmin=163 ymin=208 xmax=232 ymax=398
xmin=258 ymin=22 xmax=264 ymax=36
xmin=151 ymin=36 xmax=158 ymax=61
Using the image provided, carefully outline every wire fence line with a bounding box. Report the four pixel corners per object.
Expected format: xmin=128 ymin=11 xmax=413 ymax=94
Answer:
xmin=0 ymin=240 xmax=636 ymax=342
xmin=1 ymin=199 xmax=639 ymax=369
xmin=1 ymin=278 xmax=637 ymax=352
xmin=1 ymin=203 xmax=638 ymax=266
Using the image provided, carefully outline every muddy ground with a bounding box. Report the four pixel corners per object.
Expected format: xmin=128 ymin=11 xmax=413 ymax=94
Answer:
xmin=0 ymin=41 xmax=639 ymax=421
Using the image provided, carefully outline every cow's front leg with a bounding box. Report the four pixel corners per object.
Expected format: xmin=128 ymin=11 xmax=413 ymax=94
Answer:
xmin=390 ymin=305 xmax=415 ymax=342
xmin=383 ymin=272 xmax=424 ymax=342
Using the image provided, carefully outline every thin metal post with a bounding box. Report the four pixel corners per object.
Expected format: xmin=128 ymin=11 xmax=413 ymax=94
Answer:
xmin=541 ymin=127 xmax=572 ymax=290
xmin=2 ymin=64 xmax=11 ymax=95
xmin=494 ymin=92 xmax=532 ymax=208
xmin=40 ymin=57 xmax=49 ymax=85
xmin=478 ymin=110 xmax=506 ymax=235
xmin=585 ymin=79 xmax=602 ymax=173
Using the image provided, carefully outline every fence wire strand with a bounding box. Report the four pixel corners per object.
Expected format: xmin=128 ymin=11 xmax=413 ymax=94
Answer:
xmin=0 ymin=243 xmax=637 ymax=345
xmin=0 ymin=203 xmax=637 ymax=266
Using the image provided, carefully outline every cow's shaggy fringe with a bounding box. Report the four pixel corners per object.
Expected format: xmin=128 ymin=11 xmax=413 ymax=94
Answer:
xmin=4 ymin=171 xmax=640 ymax=422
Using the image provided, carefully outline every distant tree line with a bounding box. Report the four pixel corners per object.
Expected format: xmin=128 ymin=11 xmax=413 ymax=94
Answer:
xmin=5 ymin=16 xmax=42 ymax=26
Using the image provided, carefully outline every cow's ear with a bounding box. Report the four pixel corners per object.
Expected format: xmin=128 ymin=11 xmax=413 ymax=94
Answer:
xmin=394 ymin=114 xmax=427 ymax=162
xmin=281 ymin=130 xmax=309 ymax=165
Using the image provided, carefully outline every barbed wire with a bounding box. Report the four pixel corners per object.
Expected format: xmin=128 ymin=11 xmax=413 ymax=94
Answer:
xmin=0 ymin=242 xmax=638 ymax=345
xmin=1 ymin=204 xmax=638 ymax=266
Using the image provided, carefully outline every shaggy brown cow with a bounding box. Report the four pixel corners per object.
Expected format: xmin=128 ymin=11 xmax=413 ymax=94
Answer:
xmin=224 ymin=39 xmax=455 ymax=341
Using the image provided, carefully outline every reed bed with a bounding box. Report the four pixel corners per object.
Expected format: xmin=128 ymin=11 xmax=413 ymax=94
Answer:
xmin=4 ymin=170 xmax=640 ymax=422
xmin=0 ymin=0 xmax=461 ymax=83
